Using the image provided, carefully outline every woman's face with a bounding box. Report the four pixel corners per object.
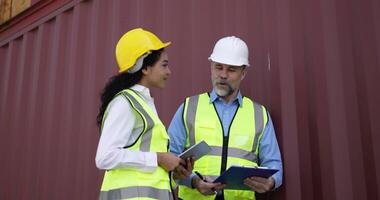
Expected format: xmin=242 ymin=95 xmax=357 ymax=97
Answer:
xmin=142 ymin=51 xmax=171 ymax=89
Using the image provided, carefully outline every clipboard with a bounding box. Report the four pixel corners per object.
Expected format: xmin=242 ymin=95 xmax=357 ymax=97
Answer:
xmin=178 ymin=140 xmax=211 ymax=161
xmin=213 ymin=166 xmax=279 ymax=190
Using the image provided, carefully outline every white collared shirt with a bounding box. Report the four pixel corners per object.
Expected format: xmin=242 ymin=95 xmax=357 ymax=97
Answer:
xmin=95 ymin=84 xmax=158 ymax=172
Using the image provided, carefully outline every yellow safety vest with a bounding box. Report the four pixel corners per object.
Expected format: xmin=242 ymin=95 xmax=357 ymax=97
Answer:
xmin=99 ymin=89 xmax=173 ymax=200
xmin=179 ymin=93 xmax=268 ymax=200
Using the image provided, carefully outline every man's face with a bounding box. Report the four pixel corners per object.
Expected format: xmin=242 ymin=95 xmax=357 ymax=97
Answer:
xmin=211 ymin=62 xmax=247 ymax=100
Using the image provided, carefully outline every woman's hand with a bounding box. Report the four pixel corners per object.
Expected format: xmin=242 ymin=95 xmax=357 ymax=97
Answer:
xmin=173 ymin=157 xmax=194 ymax=179
xmin=157 ymin=152 xmax=185 ymax=171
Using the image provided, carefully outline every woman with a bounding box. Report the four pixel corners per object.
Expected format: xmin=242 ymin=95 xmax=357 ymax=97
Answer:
xmin=95 ymin=28 xmax=187 ymax=200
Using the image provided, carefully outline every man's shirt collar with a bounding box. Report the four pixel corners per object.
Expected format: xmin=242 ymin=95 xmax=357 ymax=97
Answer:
xmin=209 ymin=89 xmax=243 ymax=107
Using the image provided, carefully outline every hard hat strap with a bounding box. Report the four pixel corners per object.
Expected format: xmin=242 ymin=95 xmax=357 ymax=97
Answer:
xmin=127 ymin=52 xmax=151 ymax=74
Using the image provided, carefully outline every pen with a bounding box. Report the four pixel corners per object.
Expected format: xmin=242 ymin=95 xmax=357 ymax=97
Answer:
xmin=194 ymin=171 xmax=217 ymax=195
xmin=195 ymin=171 xmax=205 ymax=181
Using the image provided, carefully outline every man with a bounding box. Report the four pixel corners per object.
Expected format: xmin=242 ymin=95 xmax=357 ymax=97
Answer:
xmin=169 ymin=36 xmax=283 ymax=199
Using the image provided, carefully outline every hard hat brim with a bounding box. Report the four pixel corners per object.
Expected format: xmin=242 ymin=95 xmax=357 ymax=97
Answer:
xmin=208 ymin=57 xmax=250 ymax=67
xmin=118 ymin=41 xmax=172 ymax=73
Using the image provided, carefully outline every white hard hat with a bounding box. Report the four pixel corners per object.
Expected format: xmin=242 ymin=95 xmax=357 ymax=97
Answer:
xmin=208 ymin=36 xmax=250 ymax=67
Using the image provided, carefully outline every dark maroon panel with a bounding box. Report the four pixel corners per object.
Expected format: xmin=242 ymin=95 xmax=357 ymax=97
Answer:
xmin=0 ymin=0 xmax=379 ymax=199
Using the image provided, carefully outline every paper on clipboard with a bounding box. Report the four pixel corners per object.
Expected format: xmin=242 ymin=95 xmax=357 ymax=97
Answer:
xmin=178 ymin=140 xmax=211 ymax=161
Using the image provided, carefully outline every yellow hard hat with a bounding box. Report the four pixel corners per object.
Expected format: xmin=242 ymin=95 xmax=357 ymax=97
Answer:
xmin=115 ymin=28 xmax=171 ymax=73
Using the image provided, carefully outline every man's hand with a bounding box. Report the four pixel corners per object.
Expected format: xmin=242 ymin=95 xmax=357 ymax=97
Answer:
xmin=157 ymin=152 xmax=185 ymax=172
xmin=173 ymin=157 xmax=194 ymax=179
xmin=192 ymin=176 xmax=224 ymax=195
xmin=244 ymin=176 xmax=275 ymax=193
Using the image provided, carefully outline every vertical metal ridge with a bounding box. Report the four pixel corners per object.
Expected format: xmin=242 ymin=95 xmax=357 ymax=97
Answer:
xmin=0 ymin=42 xmax=13 ymax=121
xmin=0 ymin=40 xmax=15 ymax=199
xmin=80 ymin=1 xmax=101 ymax=198
xmin=275 ymin=0 xmax=303 ymax=199
xmin=56 ymin=7 xmax=77 ymax=200
xmin=23 ymin=24 xmax=44 ymax=199
xmin=9 ymin=33 xmax=28 ymax=200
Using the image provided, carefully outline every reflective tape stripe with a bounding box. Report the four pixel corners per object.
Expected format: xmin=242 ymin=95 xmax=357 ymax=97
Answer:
xmin=209 ymin=146 xmax=257 ymax=163
xmin=122 ymin=92 xmax=154 ymax=152
xmin=252 ymin=102 xmax=264 ymax=153
xmin=100 ymin=186 xmax=173 ymax=200
xmin=185 ymin=95 xmax=199 ymax=146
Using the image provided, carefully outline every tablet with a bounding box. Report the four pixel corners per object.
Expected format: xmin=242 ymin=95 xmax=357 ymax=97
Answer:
xmin=178 ymin=140 xmax=211 ymax=161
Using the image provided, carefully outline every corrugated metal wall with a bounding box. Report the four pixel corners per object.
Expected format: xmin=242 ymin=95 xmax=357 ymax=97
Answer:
xmin=1 ymin=0 xmax=379 ymax=199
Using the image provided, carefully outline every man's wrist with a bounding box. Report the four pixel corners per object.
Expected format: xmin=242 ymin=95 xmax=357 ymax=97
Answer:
xmin=191 ymin=175 xmax=201 ymax=188
xmin=269 ymin=177 xmax=276 ymax=191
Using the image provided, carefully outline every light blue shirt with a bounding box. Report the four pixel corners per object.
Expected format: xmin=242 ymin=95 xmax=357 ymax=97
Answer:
xmin=168 ymin=90 xmax=283 ymax=189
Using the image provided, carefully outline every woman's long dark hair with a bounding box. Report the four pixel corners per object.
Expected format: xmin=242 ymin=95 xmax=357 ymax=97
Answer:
xmin=96 ymin=49 xmax=164 ymax=129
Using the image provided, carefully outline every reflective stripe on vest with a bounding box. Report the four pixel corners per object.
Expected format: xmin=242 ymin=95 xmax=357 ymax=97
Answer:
xmin=99 ymin=186 xmax=173 ymax=200
xmin=208 ymin=146 xmax=257 ymax=163
xmin=252 ymin=102 xmax=264 ymax=154
xmin=120 ymin=91 xmax=154 ymax=151
xmin=183 ymin=94 xmax=199 ymax=146
xmin=100 ymin=89 xmax=171 ymax=199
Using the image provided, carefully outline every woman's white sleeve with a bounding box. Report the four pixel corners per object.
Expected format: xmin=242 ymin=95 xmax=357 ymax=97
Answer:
xmin=95 ymin=96 xmax=158 ymax=172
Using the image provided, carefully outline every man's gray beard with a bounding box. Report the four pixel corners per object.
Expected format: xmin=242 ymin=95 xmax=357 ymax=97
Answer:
xmin=214 ymin=83 xmax=234 ymax=97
